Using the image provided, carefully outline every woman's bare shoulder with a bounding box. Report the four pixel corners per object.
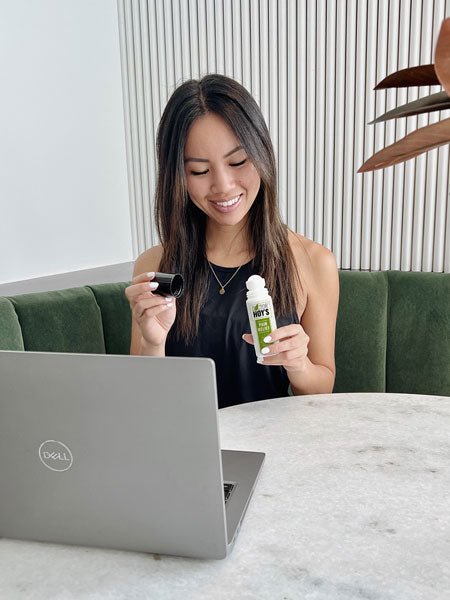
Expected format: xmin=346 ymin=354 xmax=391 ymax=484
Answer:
xmin=132 ymin=245 xmax=164 ymax=277
xmin=288 ymin=230 xmax=336 ymax=275
xmin=287 ymin=230 xmax=338 ymax=322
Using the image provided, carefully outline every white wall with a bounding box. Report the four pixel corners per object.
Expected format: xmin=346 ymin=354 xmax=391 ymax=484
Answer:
xmin=0 ymin=0 xmax=132 ymax=286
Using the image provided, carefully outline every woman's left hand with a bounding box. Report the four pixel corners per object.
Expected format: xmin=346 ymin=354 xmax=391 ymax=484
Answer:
xmin=242 ymin=324 xmax=310 ymax=372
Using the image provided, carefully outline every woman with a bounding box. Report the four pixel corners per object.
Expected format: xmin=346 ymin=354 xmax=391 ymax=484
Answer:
xmin=125 ymin=74 xmax=339 ymax=408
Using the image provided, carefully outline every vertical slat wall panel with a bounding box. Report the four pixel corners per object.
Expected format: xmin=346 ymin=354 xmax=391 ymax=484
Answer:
xmin=278 ymin=0 xmax=287 ymax=224
xmin=232 ymin=0 xmax=242 ymax=82
xmin=172 ymin=0 xmax=183 ymax=84
xmin=123 ymin=0 xmax=145 ymax=254
xmin=381 ymin=0 xmax=400 ymax=271
xmin=361 ymin=0 xmax=376 ymax=270
xmin=249 ymin=0 xmax=259 ymax=102
xmin=334 ymin=0 xmax=346 ymax=267
xmin=117 ymin=0 xmax=138 ymax=258
xmin=147 ymin=0 xmax=161 ymax=244
xmin=391 ymin=0 xmax=411 ymax=271
xmin=372 ymin=0 xmax=388 ymax=272
xmin=305 ymin=0 xmax=316 ymax=241
xmin=342 ymin=0 xmax=357 ymax=267
xmin=436 ymin=2 xmax=450 ymax=274
xmin=188 ymin=0 xmax=200 ymax=79
xmin=155 ymin=0 xmax=167 ymax=113
xmin=323 ymin=0 xmax=336 ymax=253
xmin=240 ymin=1 xmax=251 ymax=91
xmin=445 ymin=0 xmax=450 ymax=273
xmin=132 ymin=2 xmax=153 ymax=248
xmin=286 ymin=0 xmax=297 ymax=232
xmin=117 ymin=0 xmax=450 ymax=273
xmin=180 ymin=1 xmax=191 ymax=77
xmin=296 ymin=0 xmax=307 ymax=237
xmin=214 ymin=0 xmax=224 ymax=75
xmin=258 ymin=0 xmax=268 ymax=120
xmin=315 ymin=0 xmax=326 ymax=245
xmin=423 ymin=2 xmax=446 ymax=271
xmin=402 ymin=0 xmax=421 ymax=271
xmin=412 ymin=0 xmax=432 ymax=271
xmin=197 ymin=1 xmax=208 ymax=77
xmin=352 ymin=0 xmax=367 ymax=270
xmin=206 ymin=0 xmax=216 ymax=74
xmin=268 ymin=0 xmax=278 ymax=164
xmin=223 ymin=1 xmax=233 ymax=81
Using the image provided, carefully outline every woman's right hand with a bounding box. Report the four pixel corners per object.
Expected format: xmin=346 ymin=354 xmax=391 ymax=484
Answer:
xmin=125 ymin=272 xmax=177 ymax=351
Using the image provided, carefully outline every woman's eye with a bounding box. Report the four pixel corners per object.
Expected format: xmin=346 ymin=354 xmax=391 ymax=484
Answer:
xmin=190 ymin=159 xmax=247 ymax=176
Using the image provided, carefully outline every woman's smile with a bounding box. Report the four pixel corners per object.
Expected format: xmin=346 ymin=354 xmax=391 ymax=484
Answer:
xmin=209 ymin=193 xmax=243 ymax=212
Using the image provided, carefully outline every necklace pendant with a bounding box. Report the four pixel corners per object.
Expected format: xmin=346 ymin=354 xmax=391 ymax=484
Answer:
xmin=219 ymin=288 xmax=225 ymax=295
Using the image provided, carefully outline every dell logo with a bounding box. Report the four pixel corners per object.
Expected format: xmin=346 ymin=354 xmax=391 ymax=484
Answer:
xmin=39 ymin=440 xmax=73 ymax=472
xmin=43 ymin=451 xmax=70 ymax=461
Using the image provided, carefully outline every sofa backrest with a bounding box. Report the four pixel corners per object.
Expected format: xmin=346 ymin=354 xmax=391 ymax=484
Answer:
xmin=0 ymin=271 xmax=449 ymax=396
xmin=334 ymin=270 xmax=450 ymax=396
xmin=334 ymin=271 xmax=388 ymax=393
xmin=385 ymin=271 xmax=449 ymax=396
xmin=0 ymin=283 xmax=131 ymax=356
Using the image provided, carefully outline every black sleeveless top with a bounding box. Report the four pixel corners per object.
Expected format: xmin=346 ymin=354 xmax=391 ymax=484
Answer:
xmin=165 ymin=261 xmax=300 ymax=409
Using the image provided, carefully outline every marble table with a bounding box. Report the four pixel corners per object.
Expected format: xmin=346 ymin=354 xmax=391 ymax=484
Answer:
xmin=1 ymin=392 xmax=449 ymax=599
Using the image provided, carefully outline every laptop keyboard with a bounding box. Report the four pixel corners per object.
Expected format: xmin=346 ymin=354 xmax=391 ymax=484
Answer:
xmin=223 ymin=481 xmax=236 ymax=504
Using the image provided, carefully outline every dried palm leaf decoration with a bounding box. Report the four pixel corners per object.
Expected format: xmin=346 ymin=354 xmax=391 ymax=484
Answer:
xmin=358 ymin=18 xmax=450 ymax=173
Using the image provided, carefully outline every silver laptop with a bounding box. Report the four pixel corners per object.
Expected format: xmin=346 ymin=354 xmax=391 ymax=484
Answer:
xmin=0 ymin=350 xmax=265 ymax=559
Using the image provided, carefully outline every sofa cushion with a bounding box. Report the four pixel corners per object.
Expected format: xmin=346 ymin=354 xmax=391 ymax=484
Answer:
xmin=8 ymin=288 xmax=105 ymax=354
xmin=333 ymin=271 xmax=388 ymax=393
xmin=0 ymin=296 xmax=24 ymax=351
xmin=89 ymin=282 xmax=132 ymax=355
xmin=386 ymin=271 xmax=450 ymax=396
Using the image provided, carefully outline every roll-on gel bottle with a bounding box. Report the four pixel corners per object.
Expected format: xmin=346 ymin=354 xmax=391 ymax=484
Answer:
xmin=246 ymin=275 xmax=278 ymax=363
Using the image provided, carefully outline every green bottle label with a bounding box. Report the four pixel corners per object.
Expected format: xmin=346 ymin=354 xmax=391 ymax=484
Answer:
xmin=255 ymin=317 xmax=273 ymax=349
xmin=250 ymin=300 xmax=274 ymax=350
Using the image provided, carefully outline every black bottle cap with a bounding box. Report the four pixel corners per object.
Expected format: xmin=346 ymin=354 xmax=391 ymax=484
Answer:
xmin=152 ymin=272 xmax=184 ymax=298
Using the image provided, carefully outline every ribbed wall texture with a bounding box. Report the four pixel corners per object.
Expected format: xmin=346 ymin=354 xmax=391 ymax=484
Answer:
xmin=118 ymin=0 xmax=450 ymax=272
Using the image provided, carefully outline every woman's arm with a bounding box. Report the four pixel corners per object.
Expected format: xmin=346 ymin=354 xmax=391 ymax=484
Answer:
xmin=243 ymin=241 xmax=339 ymax=394
xmin=286 ymin=244 xmax=339 ymax=394
xmin=125 ymin=246 xmax=175 ymax=356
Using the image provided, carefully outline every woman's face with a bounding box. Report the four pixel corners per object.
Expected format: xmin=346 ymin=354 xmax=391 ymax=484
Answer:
xmin=184 ymin=112 xmax=261 ymax=227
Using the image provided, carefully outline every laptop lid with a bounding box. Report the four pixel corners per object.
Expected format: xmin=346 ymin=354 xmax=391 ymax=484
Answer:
xmin=0 ymin=351 xmax=229 ymax=559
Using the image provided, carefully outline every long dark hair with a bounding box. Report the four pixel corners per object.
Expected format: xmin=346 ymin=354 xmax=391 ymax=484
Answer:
xmin=155 ymin=74 xmax=304 ymax=342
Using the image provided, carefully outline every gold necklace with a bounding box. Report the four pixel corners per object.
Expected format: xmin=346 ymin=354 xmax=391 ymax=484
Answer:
xmin=208 ymin=261 xmax=243 ymax=295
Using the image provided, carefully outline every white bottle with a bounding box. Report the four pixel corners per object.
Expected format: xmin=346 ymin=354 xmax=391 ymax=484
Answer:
xmin=246 ymin=275 xmax=278 ymax=363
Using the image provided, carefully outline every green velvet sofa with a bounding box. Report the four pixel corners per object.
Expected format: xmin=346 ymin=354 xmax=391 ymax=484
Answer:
xmin=0 ymin=271 xmax=449 ymax=397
